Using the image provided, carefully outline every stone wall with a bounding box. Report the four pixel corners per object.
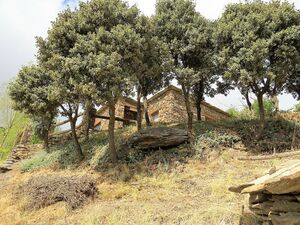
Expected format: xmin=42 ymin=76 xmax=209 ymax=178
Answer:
xmin=95 ymin=87 xmax=229 ymax=130
xmin=95 ymin=97 xmax=137 ymax=131
xmin=148 ymin=89 xmax=229 ymax=124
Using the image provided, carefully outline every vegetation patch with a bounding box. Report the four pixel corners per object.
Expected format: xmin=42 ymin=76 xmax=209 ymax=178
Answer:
xmin=18 ymin=175 xmax=97 ymax=210
xmin=192 ymin=119 xmax=300 ymax=153
xmin=0 ymin=112 xmax=30 ymax=163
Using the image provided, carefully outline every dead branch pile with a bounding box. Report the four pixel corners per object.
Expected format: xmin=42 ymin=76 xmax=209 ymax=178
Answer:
xmin=19 ymin=175 xmax=97 ymax=210
xmin=230 ymin=160 xmax=300 ymax=225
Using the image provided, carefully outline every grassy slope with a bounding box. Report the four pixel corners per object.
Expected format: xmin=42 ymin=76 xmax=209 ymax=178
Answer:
xmin=0 ymin=119 xmax=299 ymax=225
xmin=0 ymin=112 xmax=30 ymax=163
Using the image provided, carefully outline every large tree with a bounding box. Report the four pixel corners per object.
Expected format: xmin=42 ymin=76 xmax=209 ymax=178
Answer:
xmin=154 ymin=0 xmax=212 ymax=134
xmin=135 ymin=15 xmax=172 ymax=129
xmin=73 ymin=0 xmax=143 ymax=162
xmin=36 ymin=9 xmax=93 ymax=159
xmin=8 ymin=65 xmax=58 ymax=150
xmin=215 ymin=1 xmax=300 ymax=127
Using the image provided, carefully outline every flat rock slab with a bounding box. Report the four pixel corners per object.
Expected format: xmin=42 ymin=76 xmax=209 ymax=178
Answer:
xmin=128 ymin=127 xmax=188 ymax=150
xmin=229 ymin=160 xmax=300 ymax=194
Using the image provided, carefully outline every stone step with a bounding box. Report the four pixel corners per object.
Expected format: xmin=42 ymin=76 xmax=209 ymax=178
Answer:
xmin=0 ymin=165 xmax=12 ymax=169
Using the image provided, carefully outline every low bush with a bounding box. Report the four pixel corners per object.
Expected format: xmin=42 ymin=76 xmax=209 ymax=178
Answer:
xmin=295 ymin=103 xmax=300 ymax=112
xmin=20 ymin=151 xmax=60 ymax=172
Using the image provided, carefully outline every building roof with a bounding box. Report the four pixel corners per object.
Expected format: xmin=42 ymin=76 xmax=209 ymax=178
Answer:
xmin=97 ymin=85 xmax=229 ymax=117
xmin=148 ymin=85 xmax=230 ymax=117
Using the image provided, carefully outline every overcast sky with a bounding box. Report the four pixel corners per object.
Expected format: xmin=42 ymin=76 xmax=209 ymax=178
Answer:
xmin=0 ymin=0 xmax=299 ymax=111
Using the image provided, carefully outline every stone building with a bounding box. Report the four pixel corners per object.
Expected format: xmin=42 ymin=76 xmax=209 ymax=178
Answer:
xmin=94 ymin=85 xmax=229 ymax=130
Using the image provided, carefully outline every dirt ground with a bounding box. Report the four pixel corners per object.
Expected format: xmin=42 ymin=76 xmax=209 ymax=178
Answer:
xmin=0 ymin=148 xmax=299 ymax=225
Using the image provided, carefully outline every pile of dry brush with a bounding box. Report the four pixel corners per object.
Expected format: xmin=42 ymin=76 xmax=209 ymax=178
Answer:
xmin=18 ymin=175 xmax=97 ymax=210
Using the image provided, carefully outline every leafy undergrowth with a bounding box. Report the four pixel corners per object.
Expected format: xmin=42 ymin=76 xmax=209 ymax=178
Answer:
xmin=193 ymin=119 xmax=300 ymax=153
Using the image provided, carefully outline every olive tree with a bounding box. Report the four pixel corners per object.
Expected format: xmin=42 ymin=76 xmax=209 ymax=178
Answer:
xmin=8 ymin=65 xmax=58 ymax=150
xmin=215 ymin=1 xmax=300 ymax=127
xmin=135 ymin=15 xmax=172 ymax=129
xmin=36 ymin=9 xmax=93 ymax=159
xmin=73 ymin=0 xmax=143 ymax=162
xmin=155 ymin=0 xmax=213 ymax=134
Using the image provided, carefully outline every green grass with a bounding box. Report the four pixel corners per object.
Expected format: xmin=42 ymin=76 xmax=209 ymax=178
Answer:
xmin=0 ymin=112 xmax=30 ymax=163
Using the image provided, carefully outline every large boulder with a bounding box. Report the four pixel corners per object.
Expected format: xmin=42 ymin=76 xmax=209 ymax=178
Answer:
xmin=128 ymin=127 xmax=188 ymax=150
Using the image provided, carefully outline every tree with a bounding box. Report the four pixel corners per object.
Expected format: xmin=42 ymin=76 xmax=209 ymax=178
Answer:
xmin=134 ymin=15 xmax=172 ymax=129
xmin=36 ymin=9 xmax=91 ymax=159
xmin=215 ymin=1 xmax=300 ymax=127
xmin=73 ymin=0 xmax=142 ymax=162
xmin=154 ymin=0 xmax=212 ymax=134
xmin=286 ymin=72 xmax=300 ymax=100
xmin=8 ymin=65 xmax=57 ymax=151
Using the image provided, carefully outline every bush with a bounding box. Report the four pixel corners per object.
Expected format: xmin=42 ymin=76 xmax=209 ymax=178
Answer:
xmin=21 ymin=141 xmax=84 ymax=172
xmin=252 ymin=98 xmax=275 ymax=118
xmin=29 ymin=133 xmax=42 ymax=145
xmin=295 ymin=103 xmax=300 ymax=112
xmin=227 ymin=107 xmax=239 ymax=118
xmin=20 ymin=151 xmax=60 ymax=172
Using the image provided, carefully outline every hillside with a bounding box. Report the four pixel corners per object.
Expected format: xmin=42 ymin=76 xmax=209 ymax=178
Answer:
xmin=0 ymin=112 xmax=30 ymax=163
xmin=0 ymin=119 xmax=299 ymax=225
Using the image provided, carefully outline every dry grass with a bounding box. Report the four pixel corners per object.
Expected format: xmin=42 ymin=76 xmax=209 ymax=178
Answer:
xmin=1 ymin=148 xmax=299 ymax=225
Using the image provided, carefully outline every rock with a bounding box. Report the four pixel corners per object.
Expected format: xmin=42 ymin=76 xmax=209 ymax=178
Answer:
xmin=230 ymin=160 xmax=300 ymax=224
xmin=128 ymin=127 xmax=189 ymax=150
xmin=0 ymin=166 xmax=12 ymax=173
xmin=271 ymin=212 xmax=300 ymax=225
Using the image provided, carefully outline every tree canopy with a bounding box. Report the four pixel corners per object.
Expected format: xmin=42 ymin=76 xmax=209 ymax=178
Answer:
xmin=215 ymin=0 xmax=300 ymax=126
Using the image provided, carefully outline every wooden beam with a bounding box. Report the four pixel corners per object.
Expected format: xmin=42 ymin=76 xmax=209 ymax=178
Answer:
xmin=50 ymin=123 xmax=85 ymax=137
xmin=238 ymin=150 xmax=300 ymax=161
xmin=54 ymin=112 xmax=84 ymax=127
xmin=92 ymin=114 xmax=137 ymax=123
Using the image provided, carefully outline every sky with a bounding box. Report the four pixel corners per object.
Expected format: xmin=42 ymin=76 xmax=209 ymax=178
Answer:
xmin=0 ymin=0 xmax=299 ymax=111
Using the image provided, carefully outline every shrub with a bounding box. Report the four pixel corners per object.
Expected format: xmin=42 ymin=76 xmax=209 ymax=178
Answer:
xmin=252 ymin=98 xmax=275 ymax=118
xmin=295 ymin=103 xmax=300 ymax=112
xmin=227 ymin=107 xmax=239 ymax=118
xmin=20 ymin=151 xmax=60 ymax=172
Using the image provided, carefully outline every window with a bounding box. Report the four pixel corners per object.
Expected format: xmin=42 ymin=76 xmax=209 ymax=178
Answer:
xmin=151 ymin=111 xmax=159 ymax=122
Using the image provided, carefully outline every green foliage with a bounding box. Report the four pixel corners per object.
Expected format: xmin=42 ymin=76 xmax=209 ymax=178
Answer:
xmin=0 ymin=112 xmax=30 ymax=163
xmin=8 ymin=65 xmax=57 ymax=150
xmin=215 ymin=1 xmax=300 ymax=122
xmin=29 ymin=133 xmax=42 ymax=145
xmin=226 ymin=107 xmax=239 ymax=118
xmin=20 ymin=151 xmax=60 ymax=172
xmin=154 ymin=0 xmax=215 ymax=128
xmin=295 ymin=103 xmax=300 ymax=112
xmin=252 ymin=98 xmax=275 ymax=118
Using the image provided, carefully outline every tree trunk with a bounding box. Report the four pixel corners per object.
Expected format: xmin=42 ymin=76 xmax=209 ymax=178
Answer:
xmin=143 ymin=96 xmax=151 ymax=127
xmin=194 ymin=80 xmax=204 ymax=121
xmin=245 ymin=91 xmax=252 ymax=111
xmin=257 ymin=93 xmax=265 ymax=128
xmin=181 ymin=84 xmax=193 ymax=134
xmin=43 ymin=131 xmax=49 ymax=152
xmin=137 ymin=87 xmax=142 ymax=131
xmin=108 ymin=102 xmax=117 ymax=163
xmin=196 ymin=100 xmax=202 ymax=121
xmin=84 ymin=101 xmax=93 ymax=141
xmin=69 ymin=116 xmax=84 ymax=160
